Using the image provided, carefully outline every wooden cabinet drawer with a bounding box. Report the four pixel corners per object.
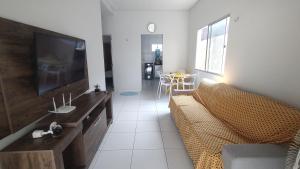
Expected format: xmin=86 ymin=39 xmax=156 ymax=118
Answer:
xmin=83 ymin=108 xmax=107 ymax=165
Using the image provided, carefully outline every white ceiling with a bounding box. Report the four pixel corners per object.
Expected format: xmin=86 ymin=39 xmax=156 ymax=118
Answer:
xmin=104 ymin=0 xmax=199 ymax=11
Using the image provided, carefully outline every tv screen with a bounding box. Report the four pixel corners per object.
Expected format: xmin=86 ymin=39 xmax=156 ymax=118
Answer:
xmin=34 ymin=32 xmax=86 ymax=95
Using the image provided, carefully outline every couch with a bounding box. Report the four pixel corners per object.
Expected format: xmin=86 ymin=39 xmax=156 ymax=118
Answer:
xmin=169 ymin=82 xmax=300 ymax=169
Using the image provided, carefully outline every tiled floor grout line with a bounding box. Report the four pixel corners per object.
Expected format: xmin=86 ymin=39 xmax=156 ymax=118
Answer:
xmin=156 ymin=101 xmax=170 ymax=169
xmin=129 ymin=96 xmax=140 ymax=169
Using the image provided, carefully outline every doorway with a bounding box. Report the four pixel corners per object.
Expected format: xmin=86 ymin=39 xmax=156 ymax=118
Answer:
xmin=141 ymin=34 xmax=163 ymax=81
xmin=141 ymin=34 xmax=163 ymax=91
xmin=103 ymin=35 xmax=114 ymax=91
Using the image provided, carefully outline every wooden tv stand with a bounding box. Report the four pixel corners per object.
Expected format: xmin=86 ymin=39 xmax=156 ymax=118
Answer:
xmin=0 ymin=91 xmax=113 ymax=169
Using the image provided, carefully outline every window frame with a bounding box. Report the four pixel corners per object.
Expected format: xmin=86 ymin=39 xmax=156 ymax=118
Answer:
xmin=194 ymin=15 xmax=230 ymax=76
xmin=151 ymin=43 xmax=163 ymax=52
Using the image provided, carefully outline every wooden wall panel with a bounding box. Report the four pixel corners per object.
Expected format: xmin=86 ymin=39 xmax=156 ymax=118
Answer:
xmin=0 ymin=78 xmax=10 ymax=138
xmin=0 ymin=151 xmax=56 ymax=169
xmin=0 ymin=17 xmax=89 ymax=138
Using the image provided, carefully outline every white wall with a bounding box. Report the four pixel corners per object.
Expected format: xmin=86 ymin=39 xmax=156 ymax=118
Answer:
xmin=102 ymin=11 xmax=188 ymax=91
xmin=188 ymin=0 xmax=300 ymax=108
xmin=0 ymin=0 xmax=105 ymax=149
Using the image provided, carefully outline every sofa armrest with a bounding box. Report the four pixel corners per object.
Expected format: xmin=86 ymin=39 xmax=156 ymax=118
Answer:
xmin=172 ymin=89 xmax=194 ymax=96
xmin=222 ymin=144 xmax=288 ymax=169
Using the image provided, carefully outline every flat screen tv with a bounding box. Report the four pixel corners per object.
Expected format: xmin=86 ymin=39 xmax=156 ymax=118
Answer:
xmin=34 ymin=32 xmax=86 ymax=95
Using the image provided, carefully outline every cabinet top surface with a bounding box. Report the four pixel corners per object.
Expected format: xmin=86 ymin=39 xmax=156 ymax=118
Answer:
xmin=1 ymin=126 xmax=81 ymax=152
xmin=39 ymin=91 xmax=111 ymax=127
xmin=0 ymin=91 xmax=112 ymax=152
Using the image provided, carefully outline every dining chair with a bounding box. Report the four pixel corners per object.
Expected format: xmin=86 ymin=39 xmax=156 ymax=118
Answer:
xmin=180 ymin=74 xmax=197 ymax=90
xmin=169 ymin=74 xmax=197 ymax=99
xmin=157 ymin=73 xmax=172 ymax=99
xmin=169 ymin=78 xmax=180 ymax=100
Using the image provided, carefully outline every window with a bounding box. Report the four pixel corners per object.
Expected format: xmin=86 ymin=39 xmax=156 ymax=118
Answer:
xmin=195 ymin=16 xmax=230 ymax=75
xmin=152 ymin=44 xmax=163 ymax=52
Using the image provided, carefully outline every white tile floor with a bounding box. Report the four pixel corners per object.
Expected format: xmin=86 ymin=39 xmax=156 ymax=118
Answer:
xmin=89 ymin=80 xmax=194 ymax=169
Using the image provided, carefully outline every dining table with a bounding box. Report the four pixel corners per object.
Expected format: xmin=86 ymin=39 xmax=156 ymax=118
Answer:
xmin=165 ymin=72 xmax=192 ymax=90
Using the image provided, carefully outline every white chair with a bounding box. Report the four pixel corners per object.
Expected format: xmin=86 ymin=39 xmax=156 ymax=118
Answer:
xmin=169 ymin=78 xmax=180 ymax=100
xmin=157 ymin=73 xmax=172 ymax=99
xmin=179 ymin=74 xmax=197 ymax=90
xmin=170 ymin=76 xmax=195 ymax=98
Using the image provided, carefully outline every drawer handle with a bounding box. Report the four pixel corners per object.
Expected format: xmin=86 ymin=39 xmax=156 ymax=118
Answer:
xmin=94 ymin=116 xmax=102 ymax=127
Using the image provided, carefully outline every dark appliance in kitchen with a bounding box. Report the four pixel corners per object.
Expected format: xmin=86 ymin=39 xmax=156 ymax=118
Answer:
xmin=144 ymin=63 xmax=154 ymax=80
